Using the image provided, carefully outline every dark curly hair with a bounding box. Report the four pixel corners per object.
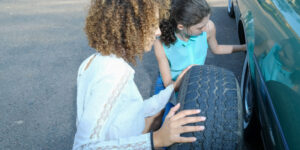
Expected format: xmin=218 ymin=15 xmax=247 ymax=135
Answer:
xmin=85 ymin=0 xmax=170 ymax=64
xmin=160 ymin=0 xmax=211 ymax=47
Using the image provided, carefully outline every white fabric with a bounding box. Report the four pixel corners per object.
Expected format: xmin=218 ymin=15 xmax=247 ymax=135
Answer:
xmin=73 ymin=53 xmax=174 ymax=150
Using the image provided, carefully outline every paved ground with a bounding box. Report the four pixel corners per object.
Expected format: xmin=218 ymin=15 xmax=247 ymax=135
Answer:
xmin=0 ymin=0 xmax=256 ymax=149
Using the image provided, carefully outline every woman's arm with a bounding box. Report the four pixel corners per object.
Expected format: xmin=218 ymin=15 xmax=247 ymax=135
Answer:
xmin=75 ymin=134 xmax=152 ymax=150
xmin=75 ymin=61 xmax=151 ymax=149
xmin=143 ymin=84 xmax=174 ymax=117
xmin=206 ymin=20 xmax=246 ymax=54
xmin=75 ymin=61 xmax=205 ymax=150
xmin=153 ymin=103 xmax=206 ymax=147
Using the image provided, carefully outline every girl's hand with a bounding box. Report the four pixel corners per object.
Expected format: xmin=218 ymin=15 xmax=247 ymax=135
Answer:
xmin=153 ymin=103 xmax=206 ymax=147
xmin=241 ymin=44 xmax=247 ymax=51
xmin=174 ymin=65 xmax=194 ymax=91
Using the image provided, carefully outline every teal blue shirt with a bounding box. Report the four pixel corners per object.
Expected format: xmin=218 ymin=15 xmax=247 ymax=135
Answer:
xmin=163 ymin=32 xmax=208 ymax=80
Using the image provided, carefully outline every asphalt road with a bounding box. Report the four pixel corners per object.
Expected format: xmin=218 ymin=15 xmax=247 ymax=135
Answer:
xmin=0 ymin=0 xmax=252 ymax=149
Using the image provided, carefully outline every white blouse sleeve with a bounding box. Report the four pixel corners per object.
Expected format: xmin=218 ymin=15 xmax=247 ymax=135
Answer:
xmin=142 ymin=84 xmax=174 ymax=117
xmin=74 ymin=63 xmax=152 ymax=150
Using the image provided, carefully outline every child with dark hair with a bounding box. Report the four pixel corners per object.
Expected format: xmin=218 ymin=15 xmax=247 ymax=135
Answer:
xmin=154 ymin=0 xmax=246 ymax=117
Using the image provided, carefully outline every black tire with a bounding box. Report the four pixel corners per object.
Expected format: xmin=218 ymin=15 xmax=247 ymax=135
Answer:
xmin=169 ymin=65 xmax=243 ymax=150
xmin=228 ymin=0 xmax=235 ymax=18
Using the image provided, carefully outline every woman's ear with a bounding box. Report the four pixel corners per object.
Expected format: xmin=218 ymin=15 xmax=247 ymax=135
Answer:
xmin=177 ymin=24 xmax=185 ymax=31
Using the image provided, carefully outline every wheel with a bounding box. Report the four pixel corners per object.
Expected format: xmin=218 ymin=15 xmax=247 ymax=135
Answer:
xmin=241 ymin=55 xmax=253 ymax=130
xmin=240 ymin=55 xmax=260 ymax=141
xmin=169 ymin=65 xmax=243 ymax=150
xmin=228 ymin=0 xmax=235 ymax=18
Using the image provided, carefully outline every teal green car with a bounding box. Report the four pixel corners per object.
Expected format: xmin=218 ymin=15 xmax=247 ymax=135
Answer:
xmin=228 ymin=0 xmax=300 ymax=149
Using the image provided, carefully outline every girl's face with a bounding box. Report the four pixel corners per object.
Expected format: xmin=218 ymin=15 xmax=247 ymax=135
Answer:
xmin=180 ymin=14 xmax=210 ymax=37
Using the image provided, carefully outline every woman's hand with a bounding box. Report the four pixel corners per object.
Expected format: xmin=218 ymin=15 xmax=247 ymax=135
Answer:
xmin=173 ymin=65 xmax=194 ymax=91
xmin=153 ymin=103 xmax=206 ymax=147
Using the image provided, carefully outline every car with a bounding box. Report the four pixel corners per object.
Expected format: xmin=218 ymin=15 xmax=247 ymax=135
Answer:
xmin=228 ymin=0 xmax=300 ymax=149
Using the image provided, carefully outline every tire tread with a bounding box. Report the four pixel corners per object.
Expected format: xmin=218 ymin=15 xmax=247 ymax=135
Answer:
xmin=169 ymin=65 xmax=243 ymax=150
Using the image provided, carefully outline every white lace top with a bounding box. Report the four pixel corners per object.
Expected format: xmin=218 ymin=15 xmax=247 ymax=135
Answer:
xmin=73 ymin=53 xmax=174 ymax=150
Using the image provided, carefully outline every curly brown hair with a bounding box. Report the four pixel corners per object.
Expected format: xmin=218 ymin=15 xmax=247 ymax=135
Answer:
xmin=85 ymin=0 xmax=170 ymax=64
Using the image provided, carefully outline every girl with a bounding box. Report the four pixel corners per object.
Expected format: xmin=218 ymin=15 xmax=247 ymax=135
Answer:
xmin=154 ymin=0 xmax=246 ymax=93
xmin=73 ymin=0 xmax=206 ymax=149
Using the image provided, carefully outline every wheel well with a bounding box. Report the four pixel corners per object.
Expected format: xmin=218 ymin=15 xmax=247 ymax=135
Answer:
xmin=238 ymin=21 xmax=246 ymax=44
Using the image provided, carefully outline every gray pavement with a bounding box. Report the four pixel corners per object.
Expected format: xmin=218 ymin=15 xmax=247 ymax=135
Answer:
xmin=0 ymin=0 xmax=245 ymax=149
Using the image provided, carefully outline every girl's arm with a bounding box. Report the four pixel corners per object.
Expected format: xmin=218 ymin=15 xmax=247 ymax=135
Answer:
xmin=154 ymin=40 xmax=174 ymax=87
xmin=206 ymin=20 xmax=246 ymax=54
xmin=154 ymin=40 xmax=194 ymax=91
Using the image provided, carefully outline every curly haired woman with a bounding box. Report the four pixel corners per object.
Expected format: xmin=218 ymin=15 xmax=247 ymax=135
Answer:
xmin=72 ymin=0 xmax=206 ymax=149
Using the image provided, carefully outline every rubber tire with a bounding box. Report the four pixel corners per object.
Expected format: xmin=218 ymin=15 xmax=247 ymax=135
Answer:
xmin=169 ymin=65 xmax=243 ymax=150
xmin=228 ymin=0 xmax=235 ymax=18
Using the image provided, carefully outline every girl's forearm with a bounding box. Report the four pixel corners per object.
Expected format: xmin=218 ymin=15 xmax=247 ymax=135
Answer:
xmin=214 ymin=44 xmax=246 ymax=54
xmin=232 ymin=44 xmax=246 ymax=52
xmin=163 ymin=80 xmax=174 ymax=88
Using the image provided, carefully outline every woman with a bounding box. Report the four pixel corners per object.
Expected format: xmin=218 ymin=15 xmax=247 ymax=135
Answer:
xmin=73 ymin=0 xmax=206 ymax=149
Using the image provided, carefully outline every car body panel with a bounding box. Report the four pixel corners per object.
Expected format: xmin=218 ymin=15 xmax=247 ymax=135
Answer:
xmin=253 ymin=53 xmax=289 ymax=149
xmin=232 ymin=0 xmax=300 ymax=149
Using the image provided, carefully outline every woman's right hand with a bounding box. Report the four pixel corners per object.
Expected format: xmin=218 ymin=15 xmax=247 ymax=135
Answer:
xmin=173 ymin=65 xmax=195 ymax=91
xmin=153 ymin=103 xmax=206 ymax=148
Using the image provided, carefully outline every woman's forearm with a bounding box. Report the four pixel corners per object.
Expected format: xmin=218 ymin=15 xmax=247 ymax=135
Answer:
xmin=153 ymin=131 xmax=164 ymax=148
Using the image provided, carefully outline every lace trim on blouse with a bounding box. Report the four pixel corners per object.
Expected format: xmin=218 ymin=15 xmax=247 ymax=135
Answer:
xmin=74 ymin=55 xmax=154 ymax=150
xmin=89 ymin=70 xmax=132 ymax=140
xmin=80 ymin=140 xmax=150 ymax=150
xmin=78 ymin=68 xmax=150 ymax=150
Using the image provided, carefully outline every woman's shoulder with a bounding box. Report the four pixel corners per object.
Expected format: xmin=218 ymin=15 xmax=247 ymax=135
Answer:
xmin=78 ymin=53 xmax=134 ymax=78
xmin=95 ymin=53 xmax=134 ymax=74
